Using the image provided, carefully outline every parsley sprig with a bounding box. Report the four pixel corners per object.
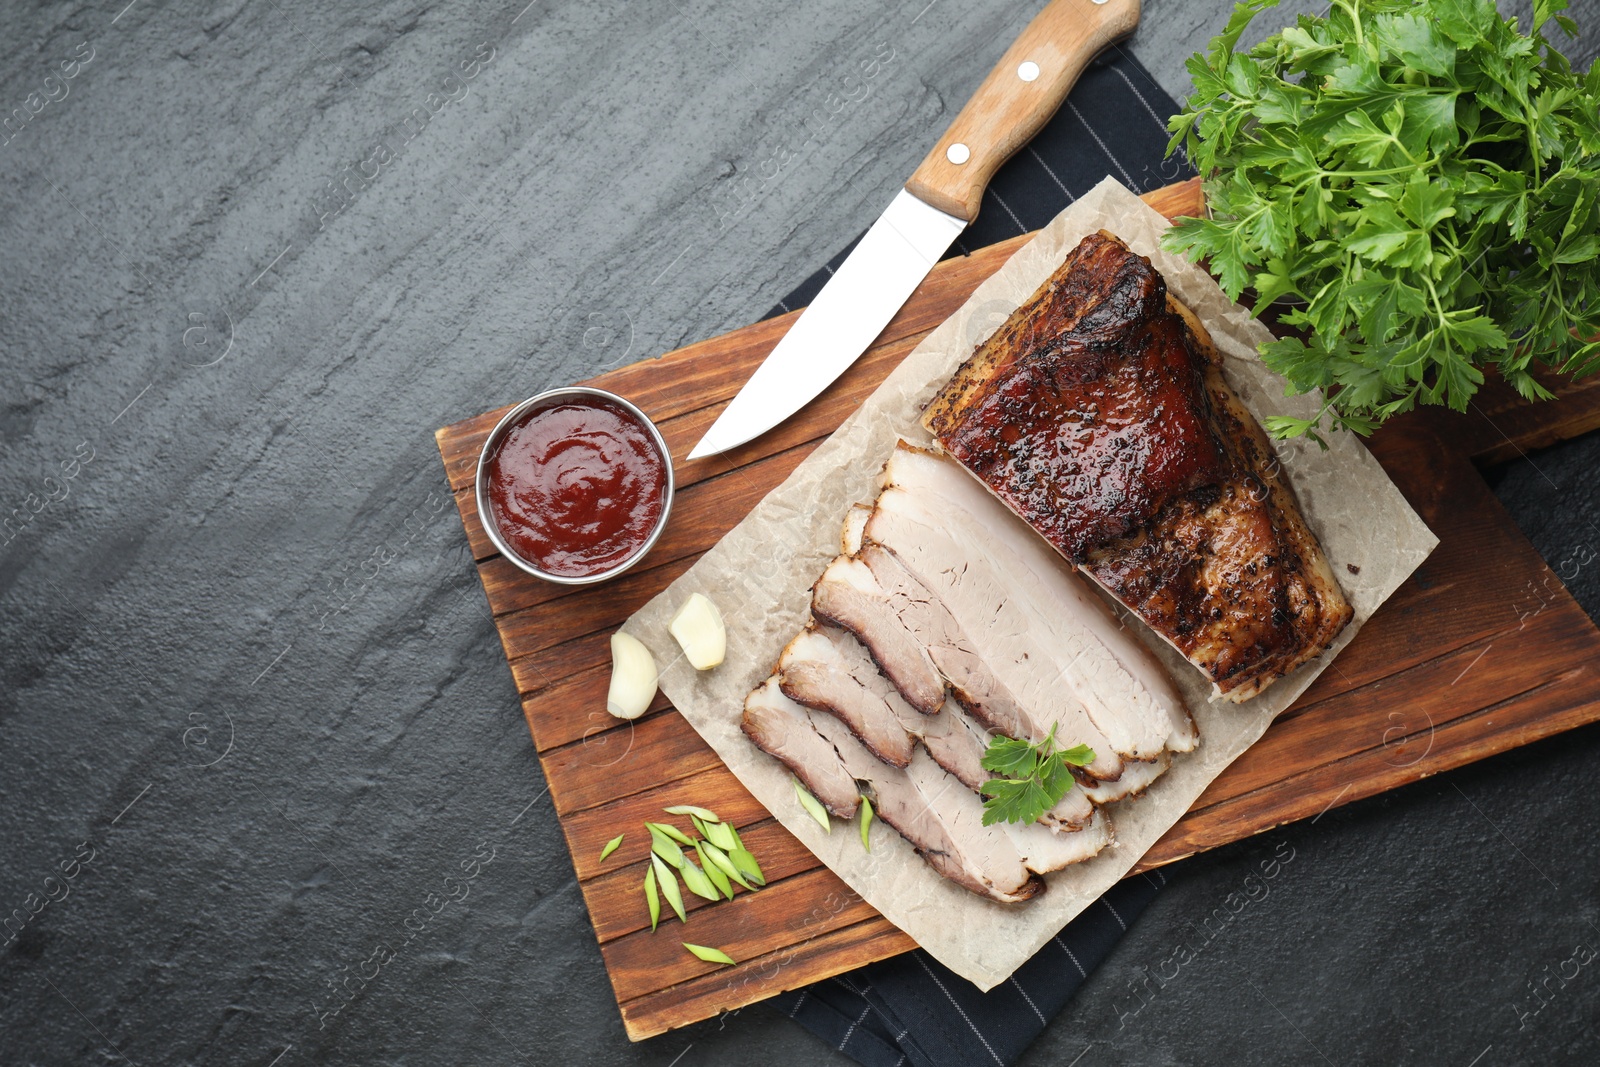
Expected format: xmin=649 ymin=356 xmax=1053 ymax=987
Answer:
xmin=1164 ymin=0 xmax=1600 ymax=438
xmin=979 ymin=726 xmax=1095 ymax=827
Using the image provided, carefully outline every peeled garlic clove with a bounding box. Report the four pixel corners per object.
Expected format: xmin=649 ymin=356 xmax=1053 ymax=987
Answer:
xmin=607 ymin=632 xmax=657 ymax=719
xmin=669 ymin=593 xmax=725 ymax=670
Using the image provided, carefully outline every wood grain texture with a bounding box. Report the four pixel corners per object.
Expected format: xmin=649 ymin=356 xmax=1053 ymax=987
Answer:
xmin=904 ymin=0 xmax=1142 ymax=220
xmin=434 ymin=176 xmax=1600 ymax=1040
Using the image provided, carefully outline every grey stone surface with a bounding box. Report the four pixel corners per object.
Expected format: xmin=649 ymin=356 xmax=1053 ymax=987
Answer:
xmin=1 ymin=0 xmax=1596 ymax=1064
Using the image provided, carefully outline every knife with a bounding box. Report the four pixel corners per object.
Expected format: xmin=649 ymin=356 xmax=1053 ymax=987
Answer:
xmin=688 ymin=0 xmax=1141 ymax=460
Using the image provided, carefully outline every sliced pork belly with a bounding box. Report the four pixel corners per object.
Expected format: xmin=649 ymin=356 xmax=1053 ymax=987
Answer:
xmin=1079 ymin=749 xmax=1170 ymax=804
xmin=743 ymin=676 xmax=1111 ymax=901
xmin=915 ymin=698 xmax=989 ymax=788
xmin=874 ymin=443 xmax=1196 ymax=757
xmin=781 ymin=623 xmax=1094 ymax=829
xmin=1001 ymin=807 xmax=1112 ymax=872
xmin=811 ymin=554 xmax=946 ymax=715
xmin=812 ymin=546 xmax=1040 ymax=740
xmin=864 ymin=485 xmax=1133 ymax=772
xmin=880 ymin=746 xmax=1043 ymax=902
xmin=864 ymin=742 xmax=1108 ymax=892
xmin=742 ymin=677 xmax=861 ymax=818
xmin=890 ymin=746 xmax=1107 ymax=881
xmin=923 ymin=698 xmax=1095 ymax=830
xmin=779 ymin=625 xmax=915 ymax=767
xmin=743 ymin=677 xmax=1041 ymax=902
xmin=922 ymin=232 xmax=1352 ymax=701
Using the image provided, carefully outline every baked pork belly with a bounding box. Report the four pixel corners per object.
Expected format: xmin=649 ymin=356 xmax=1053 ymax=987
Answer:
xmin=840 ymin=502 xmax=872 ymax=556
xmin=811 ymin=545 xmax=1039 ymax=736
xmin=920 ymin=698 xmax=1097 ymax=832
xmin=826 ymin=484 xmax=1163 ymax=802
xmin=779 ymin=625 xmax=917 ymax=769
xmin=742 ymin=676 xmax=1111 ymax=902
xmin=742 ymin=677 xmax=863 ymax=818
xmin=873 ymin=746 xmax=1044 ymax=903
xmin=923 ymin=231 xmax=1352 ymax=701
xmin=1079 ymin=749 xmax=1170 ymax=804
xmin=779 ymin=622 xmax=1095 ymax=830
xmin=816 ymin=705 xmax=1110 ymax=882
xmin=869 ymin=443 xmax=1194 ymax=760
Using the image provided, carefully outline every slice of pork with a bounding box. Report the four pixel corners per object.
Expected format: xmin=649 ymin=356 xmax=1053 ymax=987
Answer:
xmin=863 ymin=489 xmax=1128 ymax=777
xmin=811 ymin=554 xmax=946 ymax=714
xmin=744 ymin=677 xmax=1110 ymax=901
xmin=895 ymin=746 xmax=1110 ymax=879
xmin=870 ymin=745 xmax=1044 ymax=903
xmin=741 ymin=677 xmax=861 ymax=818
xmin=815 ymin=543 xmax=1049 ymax=745
xmin=779 ymin=625 xmax=916 ymax=767
xmin=876 ymin=443 xmax=1197 ymax=755
xmin=1078 ymin=749 xmax=1171 ymax=804
xmin=840 ymin=502 xmax=872 ymax=555
xmin=1001 ymin=807 xmax=1112 ymax=872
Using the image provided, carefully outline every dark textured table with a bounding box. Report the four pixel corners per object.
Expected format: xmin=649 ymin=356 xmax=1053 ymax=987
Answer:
xmin=3 ymin=1 xmax=1597 ymax=1064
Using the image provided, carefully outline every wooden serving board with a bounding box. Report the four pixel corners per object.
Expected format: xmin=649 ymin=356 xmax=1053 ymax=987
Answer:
xmin=434 ymin=177 xmax=1600 ymax=1041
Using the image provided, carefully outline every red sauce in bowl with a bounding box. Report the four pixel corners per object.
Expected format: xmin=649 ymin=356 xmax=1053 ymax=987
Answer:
xmin=484 ymin=396 xmax=668 ymax=578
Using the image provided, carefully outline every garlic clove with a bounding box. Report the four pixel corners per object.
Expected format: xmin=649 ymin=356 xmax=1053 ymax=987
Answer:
xmin=669 ymin=593 xmax=726 ymax=670
xmin=606 ymin=631 xmax=658 ymax=719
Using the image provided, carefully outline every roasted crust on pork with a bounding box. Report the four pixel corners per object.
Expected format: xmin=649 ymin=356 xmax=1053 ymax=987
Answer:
xmin=923 ymin=231 xmax=1231 ymax=558
xmin=922 ymin=231 xmax=1352 ymax=700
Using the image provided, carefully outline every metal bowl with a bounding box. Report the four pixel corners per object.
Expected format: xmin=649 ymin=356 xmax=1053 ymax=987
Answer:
xmin=475 ymin=386 xmax=674 ymax=586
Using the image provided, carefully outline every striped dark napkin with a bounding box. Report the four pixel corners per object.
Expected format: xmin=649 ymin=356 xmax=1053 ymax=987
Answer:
xmin=760 ymin=47 xmax=1195 ymax=1067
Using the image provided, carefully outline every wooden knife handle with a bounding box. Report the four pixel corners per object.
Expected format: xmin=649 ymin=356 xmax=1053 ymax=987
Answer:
xmin=905 ymin=0 xmax=1141 ymax=223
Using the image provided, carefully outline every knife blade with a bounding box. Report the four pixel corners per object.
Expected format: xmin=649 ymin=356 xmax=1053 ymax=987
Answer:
xmin=688 ymin=0 xmax=1141 ymax=460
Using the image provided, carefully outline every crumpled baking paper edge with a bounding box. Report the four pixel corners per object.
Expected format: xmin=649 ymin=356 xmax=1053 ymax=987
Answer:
xmin=623 ymin=177 xmax=1438 ymax=991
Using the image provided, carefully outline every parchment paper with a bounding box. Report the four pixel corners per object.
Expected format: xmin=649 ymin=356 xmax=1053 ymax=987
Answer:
xmin=623 ymin=178 xmax=1438 ymax=990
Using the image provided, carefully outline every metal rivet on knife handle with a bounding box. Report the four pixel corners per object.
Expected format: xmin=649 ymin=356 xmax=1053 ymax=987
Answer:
xmin=904 ymin=0 xmax=1141 ymax=223
xmin=946 ymin=143 xmax=971 ymax=165
xmin=1017 ymin=61 xmax=1040 ymax=82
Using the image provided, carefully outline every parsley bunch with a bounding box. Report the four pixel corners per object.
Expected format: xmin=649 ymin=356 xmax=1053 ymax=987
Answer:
xmin=979 ymin=726 xmax=1095 ymax=827
xmin=1165 ymin=0 xmax=1600 ymax=437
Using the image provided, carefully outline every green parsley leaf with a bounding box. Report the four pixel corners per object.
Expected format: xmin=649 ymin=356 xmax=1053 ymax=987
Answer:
xmin=978 ymin=727 xmax=1096 ymax=827
xmin=1164 ymin=0 xmax=1600 ymax=437
xmin=978 ymin=734 xmax=1040 ymax=780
